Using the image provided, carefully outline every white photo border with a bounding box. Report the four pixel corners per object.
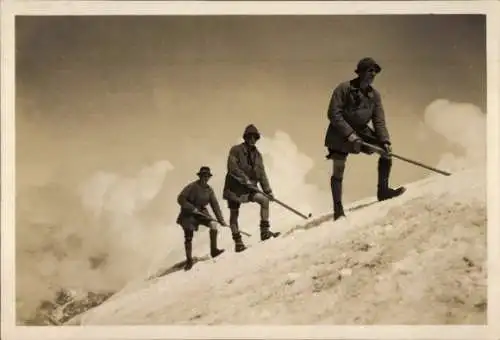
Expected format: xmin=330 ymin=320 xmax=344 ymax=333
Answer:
xmin=2 ymin=1 xmax=499 ymax=339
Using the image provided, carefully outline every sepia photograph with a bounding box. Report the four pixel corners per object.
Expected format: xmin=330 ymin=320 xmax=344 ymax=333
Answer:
xmin=2 ymin=1 xmax=499 ymax=340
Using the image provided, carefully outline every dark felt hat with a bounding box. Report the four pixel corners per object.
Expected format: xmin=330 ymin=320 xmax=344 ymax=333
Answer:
xmin=243 ymin=124 xmax=261 ymax=140
xmin=197 ymin=166 xmax=213 ymax=177
xmin=355 ymin=57 xmax=382 ymax=74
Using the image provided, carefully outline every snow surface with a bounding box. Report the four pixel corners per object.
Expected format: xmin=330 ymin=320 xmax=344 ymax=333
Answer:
xmin=67 ymin=166 xmax=486 ymax=325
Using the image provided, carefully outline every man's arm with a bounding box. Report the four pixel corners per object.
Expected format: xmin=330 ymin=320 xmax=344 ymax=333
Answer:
xmin=327 ymin=83 xmax=356 ymax=138
xmin=257 ymin=154 xmax=272 ymax=196
xmin=227 ymin=146 xmax=251 ymax=184
xmin=371 ymin=89 xmax=391 ymax=144
xmin=177 ymin=184 xmax=197 ymax=212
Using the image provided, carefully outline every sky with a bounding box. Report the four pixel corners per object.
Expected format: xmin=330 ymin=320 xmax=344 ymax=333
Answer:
xmin=14 ymin=14 xmax=487 ymax=322
xmin=15 ymin=15 xmax=486 ymax=186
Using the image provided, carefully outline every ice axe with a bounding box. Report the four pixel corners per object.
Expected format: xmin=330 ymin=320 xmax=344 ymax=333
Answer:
xmin=229 ymin=173 xmax=312 ymax=220
xmin=192 ymin=210 xmax=252 ymax=237
xmin=362 ymin=142 xmax=452 ymax=176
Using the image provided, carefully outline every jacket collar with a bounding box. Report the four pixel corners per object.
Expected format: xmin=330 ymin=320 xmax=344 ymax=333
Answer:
xmin=349 ymin=77 xmax=374 ymax=92
xmin=242 ymin=142 xmax=257 ymax=153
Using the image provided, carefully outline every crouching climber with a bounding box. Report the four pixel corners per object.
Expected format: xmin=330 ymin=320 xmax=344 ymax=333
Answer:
xmin=176 ymin=166 xmax=228 ymax=271
xmin=222 ymin=124 xmax=281 ymax=253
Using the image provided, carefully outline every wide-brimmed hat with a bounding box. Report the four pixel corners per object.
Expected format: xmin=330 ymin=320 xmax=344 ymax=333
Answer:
xmin=197 ymin=166 xmax=213 ymax=177
xmin=355 ymin=57 xmax=382 ymax=74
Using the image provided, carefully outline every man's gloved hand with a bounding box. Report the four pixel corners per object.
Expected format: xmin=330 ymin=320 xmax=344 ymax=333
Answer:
xmin=382 ymin=142 xmax=392 ymax=154
xmin=347 ymin=132 xmax=362 ymax=154
xmin=246 ymin=180 xmax=259 ymax=192
xmin=265 ymin=191 xmax=275 ymax=200
xmin=219 ymin=220 xmax=228 ymax=227
xmin=192 ymin=208 xmax=201 ymax=215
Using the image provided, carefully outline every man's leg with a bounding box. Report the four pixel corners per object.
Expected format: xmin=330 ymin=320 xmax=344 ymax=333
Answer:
xmin=228 ymin=200 xmax=247 ymax=252
xmin=377 ymin=155 xmax=406 ymax=201
xmin=355 ymin=130 xmax=406 ymax=201
xmin=252 ymin=192 xmax=280 ymax=240
xmin=329 ymin=150 xmax=348 ymax=220
xmin=207 ymin=221 xmax=225 ymax=258
xmin=182 ymin=226 xmax=195 ymax=271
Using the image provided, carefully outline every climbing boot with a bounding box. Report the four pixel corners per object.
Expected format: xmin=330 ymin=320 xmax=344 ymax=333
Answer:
xmin=260 ymin=220 xmax=280 ymax=241
xmin=209 ymin=229 xmax=225 ymax=258
xmin=377 ymin=157 xmax=406 ymax=201
xmin=377 ymin=187 xmax=406 ymax=201
xmin=333 ymin=202 xmax=346 ymax=220
xmin=232 ymin=231 xmax=247 ymax=252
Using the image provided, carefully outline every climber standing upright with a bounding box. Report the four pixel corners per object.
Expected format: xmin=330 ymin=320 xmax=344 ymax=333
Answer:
xmin=324 ymin=57 xmax=406 ymax=221
xmin=176 ymin=166 xmax=227 ymax=271
xmin=222 ymin=124 xmax=281 ymax=253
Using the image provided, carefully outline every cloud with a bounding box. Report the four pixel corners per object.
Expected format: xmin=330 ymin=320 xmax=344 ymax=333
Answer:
xmin=422 ymin=99 xmax=486 ymax=172
xmin=16 ymin=131 xmax=330 ymax=322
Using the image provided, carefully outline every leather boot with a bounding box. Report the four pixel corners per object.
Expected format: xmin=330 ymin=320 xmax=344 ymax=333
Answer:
xmin=209 ymin=229 xmax=225 ymax=258
xmin=232 ymin=231 xmax=247 ymax=252
xmin=331 ymin=176 xmax=346 ymax=220
xmin=377 ymin=157 xmax=406 ymax=201
xmin=184 ymin=240 xmax=193 ymax=271
xmin=260 ymin=220 xmax=280 ymax=241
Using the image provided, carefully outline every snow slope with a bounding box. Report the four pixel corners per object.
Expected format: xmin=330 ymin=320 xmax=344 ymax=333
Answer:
xmin=66 ymin=165 xmax=487 ymax=325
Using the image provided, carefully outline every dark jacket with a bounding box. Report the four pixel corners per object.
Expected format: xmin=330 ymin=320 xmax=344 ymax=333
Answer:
xmin=324 ymin=77 xmax=391 ymax=153
xmin=176 ymin=180 xmax=225 ymax=227
xmin=222 ymin=142 xmax=272 ymax=202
